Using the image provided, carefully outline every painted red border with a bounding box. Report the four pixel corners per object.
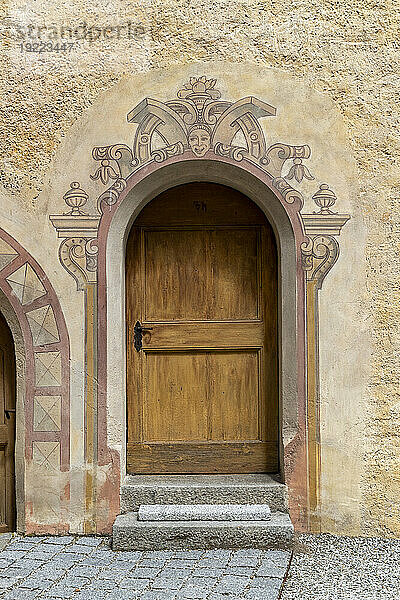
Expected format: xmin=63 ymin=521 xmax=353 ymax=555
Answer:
xmin=0 ymin=228 xmax=70 ymax=472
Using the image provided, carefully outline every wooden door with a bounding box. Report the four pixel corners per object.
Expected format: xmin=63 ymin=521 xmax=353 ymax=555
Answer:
xmin=126 ymin=183 xmax=278 ymax=474
xmin=0 ymin=313 xmax=16 ymax=532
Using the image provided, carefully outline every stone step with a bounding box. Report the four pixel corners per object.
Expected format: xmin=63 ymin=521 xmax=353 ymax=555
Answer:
xmin=121 ymin=474 xmax=288 ymax=513
xmin=138 ymin=503 xmax=272 ymax=521
xmin=113 ymin=511 xmax=294 ymax=551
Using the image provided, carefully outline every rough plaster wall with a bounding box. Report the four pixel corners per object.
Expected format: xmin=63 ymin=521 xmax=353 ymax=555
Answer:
xmin=0 ymin=1 xmax=399 ymax=536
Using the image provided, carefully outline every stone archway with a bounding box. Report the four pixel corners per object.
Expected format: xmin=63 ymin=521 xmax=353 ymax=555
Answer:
xmin=50 ymin=75 xmax=349 ymax=534
xmin=0 ymin=229 xmax=71 ymax=534
xmin=102 ymin=156 xmax=304 ymax=529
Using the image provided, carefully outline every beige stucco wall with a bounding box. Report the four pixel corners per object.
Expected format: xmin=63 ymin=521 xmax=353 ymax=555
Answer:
xmin=0 ymin=1 xmax=399 ymax=537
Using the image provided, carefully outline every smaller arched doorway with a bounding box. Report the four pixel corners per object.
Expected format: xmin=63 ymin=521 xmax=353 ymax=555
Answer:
xmin=125 ymin=182 xmax=279 ymax=474
xmin=0 ymin=312 xmax=16 ymax=532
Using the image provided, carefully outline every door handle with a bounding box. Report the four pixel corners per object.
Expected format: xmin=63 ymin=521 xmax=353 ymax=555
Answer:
xmin=4 ymin=409 xmax=15 ymax=419
xmin=133 ymin=321 xmax=153 ymax=352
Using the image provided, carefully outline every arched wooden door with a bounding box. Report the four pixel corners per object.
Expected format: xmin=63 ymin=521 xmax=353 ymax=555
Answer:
xmin=0 ymin=313 xmax=16 ymax=532
xmin=126 ymin=183 xmax=278 ymax=474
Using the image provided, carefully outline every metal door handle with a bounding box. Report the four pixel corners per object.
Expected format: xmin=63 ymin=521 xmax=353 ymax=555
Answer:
xmin=134 ymin=321 xmax=153 ymax=352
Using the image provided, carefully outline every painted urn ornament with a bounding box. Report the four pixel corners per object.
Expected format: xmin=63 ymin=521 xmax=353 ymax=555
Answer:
xmin=63 ymin=182 xmax=89 ymax=215
xmin=312 ymin=183 xmax=337 ymax=214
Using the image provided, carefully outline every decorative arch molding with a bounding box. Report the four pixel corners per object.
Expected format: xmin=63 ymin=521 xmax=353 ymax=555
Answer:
xmin=50 ymin=76 xmax=350 ymax=534
xmin=0 ymin=228 xmax=70 ymax=532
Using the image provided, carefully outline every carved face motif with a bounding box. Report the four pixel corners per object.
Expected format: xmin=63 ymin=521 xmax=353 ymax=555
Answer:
xmin=188 ymin=128 xmax=211 ymax=157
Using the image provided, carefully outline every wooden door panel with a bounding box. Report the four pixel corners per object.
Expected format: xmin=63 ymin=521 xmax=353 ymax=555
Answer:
xmin=135 ymin=183 xmax=269 ymax=227
xmin=127 ymin=183 xmax=278 ymax=474
xmin=144 ymin=228 xmax=259 ymax=321
xmin=208 ymin=351 xmax=259 ymax=441
xmin=127 ymin=441 xmax=278 ymax=474
xmin=0 ymin=341 xmax=7 ymax=531
xmin=141 ymin=322 xmax=263 ymax=349
xmin=142 ymin=350 xmax=260 ymax=443
xmin=211 ymin=229 xmax=259 ymax=320
xmin=145 ymin=230 xmax=208 ymax=321
xmin=143 ymin=352 xmax=208 ymax=441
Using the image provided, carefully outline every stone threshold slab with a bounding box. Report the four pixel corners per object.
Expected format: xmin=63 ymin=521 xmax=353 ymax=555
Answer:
xmin=121 ymin=474 xmax=288 ymax=513
xmin=124 ymin=473 xmax=283 ymax=487
xmin=113 ymin=511 xmax=294 ymax=550
xmin=138 ymin=503 xmax=271 ymax=521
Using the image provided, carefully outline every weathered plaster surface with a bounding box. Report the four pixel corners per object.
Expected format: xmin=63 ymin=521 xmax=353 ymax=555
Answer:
xmin=0 ymin=1 xmax=398 ymax=536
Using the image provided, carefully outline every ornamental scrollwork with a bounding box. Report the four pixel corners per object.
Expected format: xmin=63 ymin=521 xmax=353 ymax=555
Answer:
xmin=301 ymin=235 xmax=339 ymax=289
xmin=260 ymin=143 xmax=315 ymax=183
xmin=51 ymin=76 xmax=349 ymax=294
xmin=90 ymin=76 xmax=316 ymax=208
xmin=85 ymin=238 xmax=99 ymax=273
xmin=272 ymin=177 xmax=304 ymax=208
xmin=91 ymin=145 xmax=137 ymax=182
xmin=97 ymin=178 xmax=127 ymax=213
xmin=58 ymin=237 xmax=98 ymax=291
xmin=151 ymin=141 xmax=185 ymax=163
xmin=126 ymin=77 xmax=276 ymax=164
xmin=214 ymin=142 xmax=246 ymax=161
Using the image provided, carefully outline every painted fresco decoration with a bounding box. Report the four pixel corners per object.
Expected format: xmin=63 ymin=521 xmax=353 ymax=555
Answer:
xmin=0 ymin=229 xmax=70 ymax=532
xmin=128 ymin=75 xmax=274 ymax=162
xmin=49 ymin=76 xmax=350 ymax=534
xmin=88 ymin=77 xmax=317 ymax=212
xmin=0 ymin=231 xmax=70 ymax=466
xmin=50 ymin=76 xmax=350 ymax=294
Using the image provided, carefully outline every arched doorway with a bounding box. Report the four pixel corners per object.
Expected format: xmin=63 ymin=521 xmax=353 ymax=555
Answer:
xmin=0 ymin=312 xmax=16 ymax=532
xmin=125 ymin=182 xmax=278 ymax=474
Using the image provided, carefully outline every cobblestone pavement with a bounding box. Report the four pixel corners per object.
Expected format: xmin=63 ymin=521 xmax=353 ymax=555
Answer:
xmin=0 ymin=535 xmax=290 ymax=600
